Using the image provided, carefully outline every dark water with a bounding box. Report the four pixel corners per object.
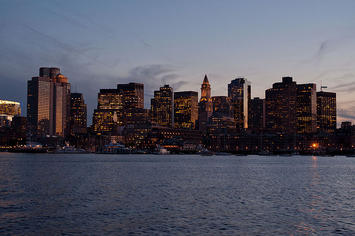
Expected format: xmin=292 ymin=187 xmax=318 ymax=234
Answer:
xmin=0 ymin=153 xmax=354 ymax=235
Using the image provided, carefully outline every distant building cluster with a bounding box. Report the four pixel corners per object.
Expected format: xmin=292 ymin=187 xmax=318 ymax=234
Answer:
xmin=1 ymin=66 xmax=353 ymax=155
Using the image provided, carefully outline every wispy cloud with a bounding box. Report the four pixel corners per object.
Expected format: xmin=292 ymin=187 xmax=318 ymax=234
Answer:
xmin=315 ymin=40 xmax=331 ymax=61
xmin=338 ymin=109 xmax=355 ymax=121
xmin=328 ymin=73 xmax=355 ymax=93
xmin=116 ymin=64 xmax=188 ymax=107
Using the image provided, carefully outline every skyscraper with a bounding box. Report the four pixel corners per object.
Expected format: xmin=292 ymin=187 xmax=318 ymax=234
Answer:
xmin=174 ymin=91 xmax=198 ymax=129
xmin=248 ymin=97 xmax=265 ymax=133
xmin=117 ymin=83 xmax=144 ymax=109
xmin=97 ymin=89 xmax=122 ymax=110
xmin=296 ymin=84 xmax=317 ymax=134
xmin=92 ymin=83 xmax=145 ymax=134
xmin=151 ymin=85 xmax=174 ymax=127
xmin=198 ymin=75 xmax=212 ymax=132
xmin=265 ymin=77 xmax=297 ymax=134
xmin=212 ymin=96 xmax=232 ymax=117
xmin=317 ymin=91 xmax=336 ymax=134
xmin=228 ymin=78 xmax=251 ymax=129
xmin=69 ymin=93 xmax=87 ymax=135
xmin=27 ymin=67 xmax=70 ymax=137
xmin=92 ymin=89 xmax=122 ymax=133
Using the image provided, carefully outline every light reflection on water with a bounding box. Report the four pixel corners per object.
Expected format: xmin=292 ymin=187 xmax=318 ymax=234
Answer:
xmin=0 ymin=153 xmax=354 ymax=235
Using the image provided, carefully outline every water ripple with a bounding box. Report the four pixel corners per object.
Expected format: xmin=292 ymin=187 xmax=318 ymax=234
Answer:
xmin=0 ymin=153 xmax=354 ymax=235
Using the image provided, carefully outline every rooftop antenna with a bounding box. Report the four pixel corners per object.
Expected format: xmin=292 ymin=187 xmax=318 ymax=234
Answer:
xmin=320 ymin=80 xmax=327 ymax=91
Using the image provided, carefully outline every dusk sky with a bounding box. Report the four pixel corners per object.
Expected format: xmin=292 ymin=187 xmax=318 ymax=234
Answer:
xmin=1 ymin=0 xmax=355 ymax=124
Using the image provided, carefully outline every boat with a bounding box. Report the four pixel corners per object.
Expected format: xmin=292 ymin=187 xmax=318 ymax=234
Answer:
xmin=97 ymin=142 xmax=131 ymax=154
xmin=55 ymin=146 xmax=88 ymax=154
xmin=198 ymin=147 xmax=214 ymax=156
xmin=9 ymin=147 xmax=48 ymax=153
xmin=153 ymin=145 xmax=170 ymax=155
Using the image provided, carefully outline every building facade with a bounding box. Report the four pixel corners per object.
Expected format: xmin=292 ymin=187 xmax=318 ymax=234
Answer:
xmin=69 ymin=93 xmax=87 ymax=135
xmin=92 ymin=89 xmax=122 ymax=134
xmin=296 ymin=84 xmax=317 ymax=134
xmin=265 ymin=77 xmax=297 ymax=134
xmin=0 ymin=100 xmax=21 ymax=127
xmin=27 ymin=67 xmax=70 ymax=137
xmin=212 ymin=96 xmax=232 ymax=117
xmin=117 ymin=83 xmax=144 ymax=109
xmin=174 ymin=91 xmax=198 ymax=129
xmin=248 ymin=97 xmax=265 ymax=133
xmin=151 ymin=85 xmax=174 ymax=127
xmin=317 ymin=91 xmax=336 ymax=134
xmin=228 ymin=78 xmax=251 ymax=129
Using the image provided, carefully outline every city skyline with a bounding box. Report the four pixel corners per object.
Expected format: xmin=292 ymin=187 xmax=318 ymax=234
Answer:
xmin=1 ymin=1 xmax=355 ymax=124
xmin=1 ymin=2 xmax=355 ymax=235
xmin=0 ymin=66 xmax=348 ymax=154
xmin=1 ymin=67 xmax=343 ymax=127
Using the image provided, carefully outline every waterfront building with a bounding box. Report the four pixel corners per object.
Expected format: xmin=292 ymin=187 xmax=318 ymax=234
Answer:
xmin=174 ymin=91 xmax=198 ymax=129
xmin=92 ymin=109 xmax=120 ymax=134
xmin=248 ymin=97 xmax=265 ymax=133
xmin=296 ymin=84 xmax=317 ymax=134
xmin=11 ymin=116 xmax=27 ymax=145
xmin=148 ymin=126 xmax=202 ymax=152
xmin=0 ymin=100 xmax=21 ymax=127
xmin=151 ymin=85 xmax=174 ymax=127
xmin=27 ymin=67 xmax=70 ymax=137
xmin=265 ymin=77 xmax=297 ymax=134
xmin=0 ymin=100 xmax=21 ymax=117
xmin=228 ymin=78 xmax=251 ymax=129
xmin=317 ymin=91 xmax=336 ymax=134
xmin=123 ymin=108 xmax=151 ymax=149
xmin=198 ymin=75 xmax=212 ymax=132
xmin=69 ymin=93 xmax=87 ymax=135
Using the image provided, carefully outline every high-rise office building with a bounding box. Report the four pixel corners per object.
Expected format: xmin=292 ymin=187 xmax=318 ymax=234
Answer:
xmin=69 ymin=93 xmax=87 ymax=135
xmin=265 ymin=77 xmax=297 ymax=134
xmin=93 ymin=83 xmax=145 ymax=133
xmin=296 ymin=84 xmax=317 ymax=134
xmin=92 ymin=109 xmax=120 ymax=134
xmin=27 ymin=67 xmax=70 ymax=137
xmin=198 ymin=75 xmax=212 ymax=132
xmin=151 ymin=85 xmax=174 ymax=127
xmin=248 ymin=97 xmax=265 ymax=133
xmin=97 ymin=89 xmax=122 ymax=110
xmin=317 ymin=91 xmax=336 ymax=134
xmin=92 ymin=89 xmax=122 ymax=133
xmin=228 ymin=78 xmax=251 ymax=129
xmin=212 ymin=96 xmax=232 ymax=117
xmin=174 ymin=91 xmax=198 ymax=129
xmin=11 ymin=116 xmax=27 ymax=144
xmin=117 ymin=83 xmax=144 ymax=109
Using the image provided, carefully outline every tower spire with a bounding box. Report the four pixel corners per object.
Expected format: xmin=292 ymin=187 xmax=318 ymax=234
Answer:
xmin=200 ymin=74 xmax=211 ymax=102
xmin=203 ymin=74 xmax=209 ymax=84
